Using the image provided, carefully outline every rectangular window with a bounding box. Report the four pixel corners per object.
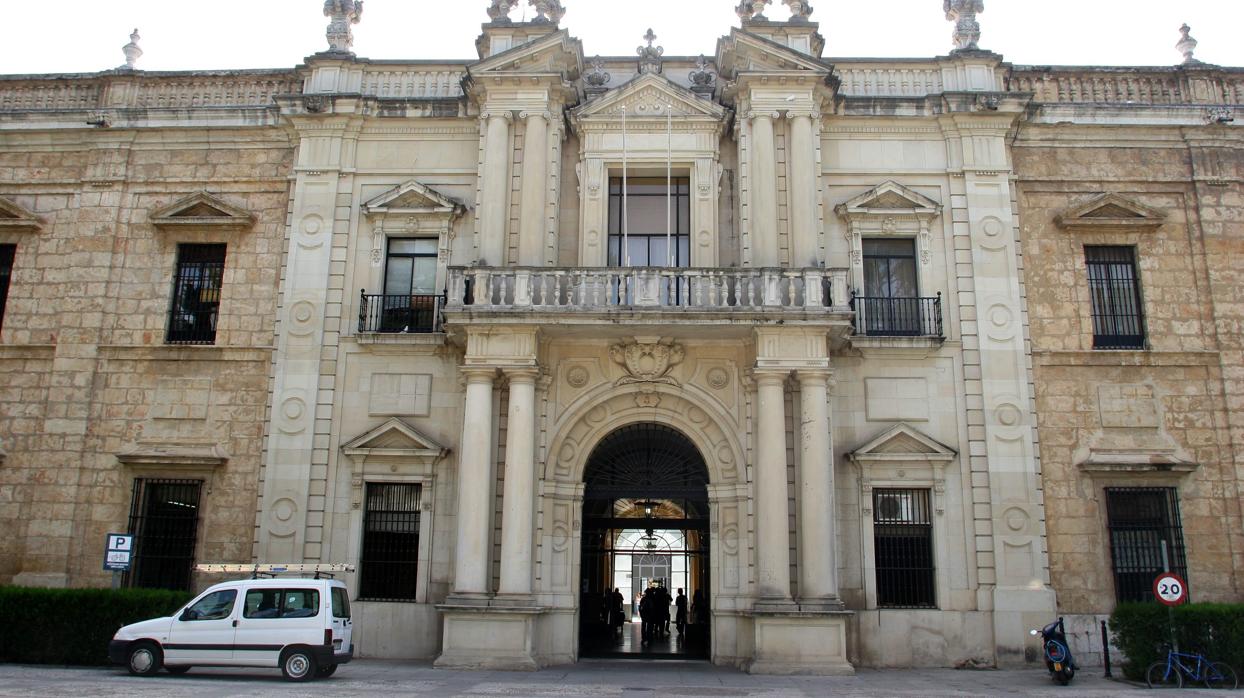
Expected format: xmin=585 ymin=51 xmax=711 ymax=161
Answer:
xmin=167 ymin=243 xmax=226 ymax=345
xmin=873 ymin=488 xmax=936 ymax=608
xmin=362 ymin=238 xmax=441 ymax=333
xmin=1086 ymin=246 xmax=1145 ymax=349
xmin=243 ymin=588 xmax=320 ymax=619
xmin=1105 ymin=487 xmax=1187 ymax=603
xmin=858 ymin=239 xmax=932 ymax=336
xmin=0 ymin=244 xmax=14 ymax=334
xmin=359 ymin=483 xmax=421 ymax=601
xmin=126 ymin=478 xmax=202 ymax=591
xmin=608 ymin=177 xmax=691 ymax=268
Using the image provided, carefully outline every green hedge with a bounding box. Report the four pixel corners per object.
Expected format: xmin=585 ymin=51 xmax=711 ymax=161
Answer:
xmin=1109 ymin=602 xmax=1244 ymax=680
xmin=0 ymin=586 xmax=193 ymax=665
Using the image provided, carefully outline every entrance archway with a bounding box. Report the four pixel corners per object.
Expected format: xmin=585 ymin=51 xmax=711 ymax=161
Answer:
xmin=578 ymin=423 xmax=710 ymax=659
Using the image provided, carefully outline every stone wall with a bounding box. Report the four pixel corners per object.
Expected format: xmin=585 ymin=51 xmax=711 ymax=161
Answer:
xmin=0 ymin=128 xmax=293 ymax=588
xmin=1014 ymin=130 xmax=1244 ymax=614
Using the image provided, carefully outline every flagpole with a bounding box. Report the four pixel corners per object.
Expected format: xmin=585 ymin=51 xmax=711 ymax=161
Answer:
xmin=622 ymin=105 xmax=629 ymax=267
xmin=666 ymin=102 xmax=673 ymax=267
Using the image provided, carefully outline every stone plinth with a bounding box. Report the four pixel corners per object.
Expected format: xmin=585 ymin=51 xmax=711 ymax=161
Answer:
xmin=746 ymin=610 xmax=855 ymax=675
xmin=434 ymin=604 xmax=545 ymax=671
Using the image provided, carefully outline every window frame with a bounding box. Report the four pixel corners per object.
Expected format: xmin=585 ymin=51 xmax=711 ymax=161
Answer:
xmin=1104 ymin=486 xmax=1188 ymax=604
xmin=166 ymin=243 xmax=227 ymax=345
xmin=124 ymin=478 xmax=203 ymax=591
xmin=358 ymin=482 xmax=422 ymax=602
xmin=1085 ymin=245 xmax=1147 ymax=350
xmin=607 ymin=176 xmax=692 ymax=268
xmin=870 ymin=487 xmax=937 ymax=609
xmin=383 ymin=237 xmax=439 ymax=296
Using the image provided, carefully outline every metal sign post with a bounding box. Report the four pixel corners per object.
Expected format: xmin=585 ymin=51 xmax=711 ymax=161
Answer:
xmin=103 ymin=533 xmax=134 ymax=589
xmin=1155 ymin=540 xmax=1188 ymax=653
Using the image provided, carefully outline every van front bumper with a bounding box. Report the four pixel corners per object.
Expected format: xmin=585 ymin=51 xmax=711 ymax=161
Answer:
xmin=107 ymin=640 xmax=129 ymax=665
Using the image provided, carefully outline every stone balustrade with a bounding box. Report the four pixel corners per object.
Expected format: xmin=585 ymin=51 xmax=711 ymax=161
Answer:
xmin=1009 ymin=67 xmax=1244 ymax=105
xmin=358 ymin=68 xmax=465 ymax=99
xmin=836 ymin=65 xmax=944 ymax=97
xmin=0 ymin=71 xmax=299 ymax=112
xmin=445 ymin=266 xmax=851 ymax=312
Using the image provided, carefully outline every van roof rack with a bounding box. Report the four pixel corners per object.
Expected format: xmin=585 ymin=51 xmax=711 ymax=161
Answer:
xmin=196 ymin=563 xmax=356 ymax=580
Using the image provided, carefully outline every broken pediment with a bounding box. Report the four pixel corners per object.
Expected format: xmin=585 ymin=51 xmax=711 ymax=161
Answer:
xmin=0 ymin=196 xmax=44 ymax=233
xmin=574 ymin=73 xmax=729 ymax=122
xmin=836 ymin=181 xmax=943 ymax=220
xmin=469 ymin=28 xmax=582 ymax=77
xmin=1054 ymin=193 xmax=1166 ymax=232
xmin=848 ymin=423 xmax=957 ymax=465
xmin=341 ymin=418 xmax=448 ymax=462
xmin=716 ymin=28 xmax=830 ymax=76
xmin=149 ymin=191 xmax=256 ymax=233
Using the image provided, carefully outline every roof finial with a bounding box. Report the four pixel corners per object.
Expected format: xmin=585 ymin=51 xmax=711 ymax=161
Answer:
xmin=1176 ymin=24 xmax=1200 ymax=65
xmin=120 ymin=28 xmax=143 ymax=70
xmin=736 ymin=0 xmax=772 ymax=22
xmin=529 ymin=0 xmax=566 ymax=24
xmin=323 ymin=0 xmax=363 ymax=54
xmin=638 ymin=29 xmax=664 ymax=75
xmin=487 ymin=0 xmax=520 ymax=23
xmin=783 ymin=0 xmax=814 ymax=21
xmin=944 ymin=0 xmax=984 ymax=52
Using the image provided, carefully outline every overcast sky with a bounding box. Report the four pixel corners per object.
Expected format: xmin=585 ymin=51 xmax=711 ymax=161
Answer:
xmin=3 ymin=1 xmax=1242 ymax=74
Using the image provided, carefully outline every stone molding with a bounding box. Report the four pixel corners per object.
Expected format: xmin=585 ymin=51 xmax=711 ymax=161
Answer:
xmin=0 ymin=196 xmax=44 ymax=233
xmin=148 ymin=191 xmax=256 ymax=233
xmin=1053 ymin=192 xmax=1167 ymax=231
xmin=115 ymin=443 xmax=230 ymax=468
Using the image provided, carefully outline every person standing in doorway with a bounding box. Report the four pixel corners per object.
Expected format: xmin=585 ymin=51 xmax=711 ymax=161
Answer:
xmin=675 ymin=587 xmax=688 ymax=635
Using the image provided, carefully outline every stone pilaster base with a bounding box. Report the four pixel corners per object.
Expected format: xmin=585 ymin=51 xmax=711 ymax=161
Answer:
xmin=434 ymin=603 xmax=544 ymax=671
xmin=746 ymin=609 xmax=855 ymax=675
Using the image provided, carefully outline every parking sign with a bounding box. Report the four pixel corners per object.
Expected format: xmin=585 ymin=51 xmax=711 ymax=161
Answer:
xmin=104 ymin=533 xmax=134 ymax=572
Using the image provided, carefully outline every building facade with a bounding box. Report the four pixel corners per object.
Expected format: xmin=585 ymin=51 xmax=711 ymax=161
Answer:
xmin=0 ymin=0 xmax=1240 ymax=674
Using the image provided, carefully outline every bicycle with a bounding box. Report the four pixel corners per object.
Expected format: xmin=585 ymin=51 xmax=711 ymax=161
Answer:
xmin=1145 ymin=645 xmax=1238 ymax=689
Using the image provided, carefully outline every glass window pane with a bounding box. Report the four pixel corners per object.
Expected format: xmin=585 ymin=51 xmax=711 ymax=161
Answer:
xmin=626 ymin=237 xmax=649 ymax=266
xmin=413 ymin=257 xmax=437 ymax=294
xmin=389 ymin=239 xmax=436 ymax=255
xmin=384 ymin=258 xmax=414 ymax=296
xmin=889 ymin=258 xmax=918 ymax=297
xmin=864 ymin=239 xmax=915 ymax=257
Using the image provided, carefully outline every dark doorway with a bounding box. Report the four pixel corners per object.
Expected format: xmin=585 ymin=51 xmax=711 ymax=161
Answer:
xmin=579 ymin=423 xmax=710 ymax=660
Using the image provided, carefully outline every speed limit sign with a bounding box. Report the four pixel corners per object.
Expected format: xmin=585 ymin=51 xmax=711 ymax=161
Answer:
xmin=1153 ymin=573 xmax=1188 ymax=606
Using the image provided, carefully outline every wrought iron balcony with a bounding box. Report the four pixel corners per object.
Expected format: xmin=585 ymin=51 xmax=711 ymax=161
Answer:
xmin=358 ymin=291 xmax=444 ymax=334
xmin=850 ymin=294 xmax=943 ymax=338
xmin=444 ymin=266 xmax=851 ymax=312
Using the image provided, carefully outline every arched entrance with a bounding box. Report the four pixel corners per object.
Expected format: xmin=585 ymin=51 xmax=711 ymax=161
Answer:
xmin=578 ymin=423 xmax=710 ymax=659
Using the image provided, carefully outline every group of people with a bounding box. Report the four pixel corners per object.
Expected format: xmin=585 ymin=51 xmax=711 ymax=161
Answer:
xmin=589 ymin=584 xmax=709 ymax=647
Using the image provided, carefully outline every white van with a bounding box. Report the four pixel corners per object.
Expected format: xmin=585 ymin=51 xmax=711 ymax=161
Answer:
xmin=109 ymin=565 xmax=354 ymax=681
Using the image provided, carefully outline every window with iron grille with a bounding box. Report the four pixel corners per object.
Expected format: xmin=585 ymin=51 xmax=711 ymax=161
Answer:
xmin=0 ymin=244 xmax=14 ymax=334
xmin=126 ymin=479 xmax=202 ymax=591
xmin=167 ymin=243 xmax=226 ymax=345
xmin=873 ymin=488 xmax=936 ymax=608
xmin=1105 ymin=487 xmax=1187 ymax=603
xmin=1085 ymin=246 xmax=1145 ymax=349
xmin=360 ymin=483 xmax=421 ymax=601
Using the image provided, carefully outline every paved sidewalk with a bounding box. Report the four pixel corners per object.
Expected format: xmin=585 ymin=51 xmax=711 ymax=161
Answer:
xmin=0 ymin=660 xmax=1200 ymax=697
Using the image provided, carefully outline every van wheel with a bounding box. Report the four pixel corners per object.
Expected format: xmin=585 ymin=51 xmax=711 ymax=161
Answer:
xmin=316 ymin=664 xmax=338 ymax=678
xmin=166 ymin=665 xmax=191 ymax=675
xmin=126 ymin=642 xmax=163 ymax=676
xmin=281 ymin=648 xmax=317 ymax=682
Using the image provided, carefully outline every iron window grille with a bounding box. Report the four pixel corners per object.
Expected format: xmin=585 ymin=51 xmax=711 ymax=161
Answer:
xmin=0 ymin=244 xmax=13 ymax=334
xmin=1105 ymin=487 xmax=1188 ymax=604
xmin=125 ymin=478 xmax=203 ymax=591
xmin=360 ymin=483 xmax=421 ymax=601
xmin=167 ymin=243 xmax=226 ymax=345
xmin=1085 ymin=246 xmax=1146 ymax=349
xmin=873 ymin=488 xmax=936 ymax=608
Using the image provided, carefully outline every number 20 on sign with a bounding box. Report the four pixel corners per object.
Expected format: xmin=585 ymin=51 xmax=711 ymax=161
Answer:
xmin=1153 ymin=572 xmax=1188 ymax=606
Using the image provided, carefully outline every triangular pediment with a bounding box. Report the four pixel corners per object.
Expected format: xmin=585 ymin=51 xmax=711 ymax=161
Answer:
xmin=469 ymin=29 xmax=582 ymax=76
xmin=341 ymin=418 xmax=447 ymax=460
xmin=0 ymin=196 xmax=44 ymax=232
xmin=836 ymin=181 xmax=942 ymax=219
xmin=1055 ymin=193 xmax=1166 ymax=231
xmin=362 ymin=181 xmax=465 ymax=217
xmin=849 ymin=424 xmax=957 ymax=464
xmin=574 ymin=73 xmax=728 ymax=121
xmin=149 ymin=191 xmax=255 ymax=232
xmin=717 ymin=28 xmax=831 ymax=76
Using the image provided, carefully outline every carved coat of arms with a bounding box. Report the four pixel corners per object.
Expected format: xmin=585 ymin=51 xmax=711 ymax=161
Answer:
xmin=609 ymin=338 xmax=685 ymax=385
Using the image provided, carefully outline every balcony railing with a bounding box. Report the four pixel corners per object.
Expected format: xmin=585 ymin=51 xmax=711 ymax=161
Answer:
xmin=444 ymin=267 xmax=851 ymax=311
xmin=851 ymin=294 xmax=943 ymax=338
xmin=358 ymin=291 xmax=444 ymax=334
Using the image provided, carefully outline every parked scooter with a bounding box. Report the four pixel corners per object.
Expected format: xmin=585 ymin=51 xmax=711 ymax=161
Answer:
xmin=1031 ymin=617 xmax=1077 ymax=685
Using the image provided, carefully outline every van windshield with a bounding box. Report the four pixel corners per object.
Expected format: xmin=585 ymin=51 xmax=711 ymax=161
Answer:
xmin=331 ymin=587 xmax=351 ymax=619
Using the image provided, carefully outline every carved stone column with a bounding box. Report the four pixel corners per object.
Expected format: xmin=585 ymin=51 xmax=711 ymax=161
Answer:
xmin=498 ymin=368 xmax=539 ymax=596
xmin=478 ymin=112 xmax=512 ymax=266
xmin=754 ymin=369 xmax=792 ymax=601
xmin=749 ymin=112 xmax=780 ymax=267
xmin=452 ymin=367 xmax=498 ymax=597
xmin=787 ymin=112 xmax=820 ymax=267
xmin=518 ymin=112 xmax=549 ymax=266
xmin=796 ymin=368 xmax=839 ymax=603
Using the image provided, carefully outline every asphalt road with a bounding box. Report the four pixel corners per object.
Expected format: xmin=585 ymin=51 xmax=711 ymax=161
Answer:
xmin=0 ymin=660 xmax=1214 ymax=697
